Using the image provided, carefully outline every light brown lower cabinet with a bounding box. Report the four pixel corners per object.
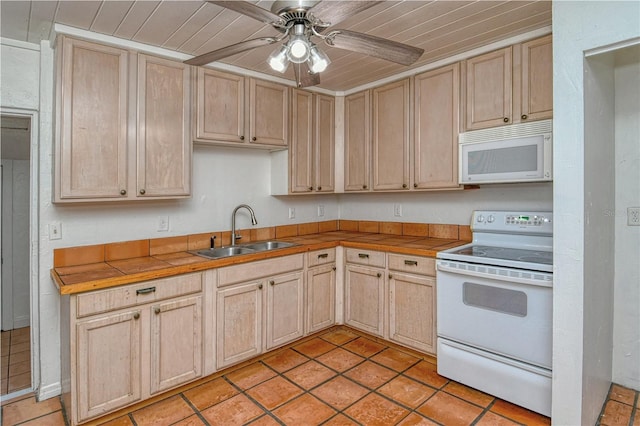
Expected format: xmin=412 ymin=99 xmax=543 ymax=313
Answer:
xmin=216 ymin=254 xmax=304 ymax=369
xmin=344 ymin=248 xmax=386 ymax=337
xmin=64 ymin=273 xmax=203 ymax=425
xmin=306 ymin=249 xmax=337 ymax=334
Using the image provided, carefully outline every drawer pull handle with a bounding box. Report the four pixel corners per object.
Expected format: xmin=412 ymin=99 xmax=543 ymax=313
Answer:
xmin=358 ymin=253 xmax=369 ymax=259
xmin=133 ymin=312 xmax=140 ymax=320
xmin=404 ymin=260 xmax=418 ymax=266
xmin=136 ymin=287 xmax=156 ymax=295
xmin=269 ymin=280 xmax=275 ymax=286
xmin=154 ymin=307 xmax=161 ymax=315
xmin=318 ymin=253 xmax=329 ymax=259
xmin=376 ymin=272 xmax=382 ymax=278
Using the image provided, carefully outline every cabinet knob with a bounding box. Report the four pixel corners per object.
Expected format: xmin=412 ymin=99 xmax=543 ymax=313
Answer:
xmin=154 ymin=307 xmax=160 ymax=315
xmin=402 ymin=183 xmax=407 ymax=189
xmin=389 ymin=274 xmax=393 ymax=279
xmin=258 ymin=284 xmax=263 ymax=289
xmin=120 ymin=189 xmax=127 ymax=195
xmin=376 ymin=272 xmax=382 ymax=278
xmin=503 ymin=117 xmax=509 ymax=123
xmin=133 ymin=312 xmax=140 ymax=320
xmin=413 ymin=183 xmax=418 ymax=188
xmin=139 ymin=189 xmax=146 ymax=195
xmin=332 ymin=266 xmax=336 ymax=271
xmin=317 ymin=186 xmax=322 ymax=191
xmin=309 ymin=186 xmax=313 ymax=191
xmin=269 ymin=280 xmax=275 ymax=286
xmin=362 ymin=184 xmax=367 ymax=189
xmin=252 ymin=136 xmax=257 ymax=141
xmin=240 ymin=135 xmax=245 ymax=140
xmin=521 ymin=114 xmax=528 ymax=120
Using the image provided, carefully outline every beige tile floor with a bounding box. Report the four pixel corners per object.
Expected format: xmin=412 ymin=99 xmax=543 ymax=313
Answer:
xmin=1 ymin=327 xmax=637 ymax=426
xmin=1 ymin=327 xmax=31 ymax=396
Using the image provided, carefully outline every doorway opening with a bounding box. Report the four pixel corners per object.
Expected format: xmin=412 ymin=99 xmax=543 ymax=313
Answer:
xmin=1 ymin=114 xmax=33 ymax=397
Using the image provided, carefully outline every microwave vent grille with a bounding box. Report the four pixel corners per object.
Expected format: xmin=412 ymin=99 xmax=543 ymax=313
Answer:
xmin=460 ymin=120 xmax=552 ymax=145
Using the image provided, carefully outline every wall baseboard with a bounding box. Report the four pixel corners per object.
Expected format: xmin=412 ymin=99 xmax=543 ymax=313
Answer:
xmin=38 ymin=382 xmax=61 ymax=401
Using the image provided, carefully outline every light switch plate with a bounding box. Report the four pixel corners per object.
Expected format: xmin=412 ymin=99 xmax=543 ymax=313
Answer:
xmin=288 ymin=207 xmax=296 ymax=219
xmin=317 ymin=205 xmax=325 ymax=217
xmin=157 ymin=216 xmax=169 ymax=232
xmin=49 ymin=222 xmax=62 ymax=240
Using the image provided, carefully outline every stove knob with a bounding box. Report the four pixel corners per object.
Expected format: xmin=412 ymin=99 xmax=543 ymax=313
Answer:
xmin=487 ymin=215 xmax=495 ymax=223
xmin=477 ymin=214 xmax=485 ymax=223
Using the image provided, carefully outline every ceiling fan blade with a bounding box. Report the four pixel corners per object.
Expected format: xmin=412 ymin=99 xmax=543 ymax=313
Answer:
xmin=207 ymin=1 xmax=284 ymax=26
xmin=309 ymin=1 xmax=382 ymax=27
xmin=185 ymin=37 xmax=278 ymax=66
xmin=293 ymin=62 xmax=321 ymax=88
xmin=327 ymin=30 xmax=424 ymax=66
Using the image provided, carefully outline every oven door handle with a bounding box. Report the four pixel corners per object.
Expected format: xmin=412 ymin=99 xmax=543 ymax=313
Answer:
xmin=436 ymin=262 xmax=552 ymax=288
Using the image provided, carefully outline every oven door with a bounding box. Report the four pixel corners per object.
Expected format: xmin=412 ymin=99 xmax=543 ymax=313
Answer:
xmin=437 ymin=260 xmax=552 ymax=369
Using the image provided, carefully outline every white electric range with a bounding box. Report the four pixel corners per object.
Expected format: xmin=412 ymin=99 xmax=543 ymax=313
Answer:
xmin=436 ymin=210 xmax=553 ymax=417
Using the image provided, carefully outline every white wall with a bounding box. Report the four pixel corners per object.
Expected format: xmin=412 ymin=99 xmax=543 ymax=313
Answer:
xmin=0 ymin=40 xmax=40 ymax=110
xmin=338 ymin=183 xmax=552 ymax=224
xmin=613 ymin=48 xmax=640 ymax=390
xmin=552 ymin=1 xmax=640 ymax=424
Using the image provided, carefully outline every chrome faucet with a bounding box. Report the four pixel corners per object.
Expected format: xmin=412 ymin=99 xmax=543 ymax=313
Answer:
xmin=231 ymin=204 xmax=258 ymax=245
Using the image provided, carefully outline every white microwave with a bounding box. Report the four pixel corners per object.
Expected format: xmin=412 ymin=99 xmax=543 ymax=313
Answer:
xmin=459 ymin=119 xmax=552 ymax=184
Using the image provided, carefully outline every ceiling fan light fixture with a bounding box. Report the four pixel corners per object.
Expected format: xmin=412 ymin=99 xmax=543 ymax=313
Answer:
xmin=308 ymin=44 xmax=330 ymax=73
xmin=286 ymin=23 xmax=310 ymax=63
xmin=267 ymin=45 xmax=289 ymax=72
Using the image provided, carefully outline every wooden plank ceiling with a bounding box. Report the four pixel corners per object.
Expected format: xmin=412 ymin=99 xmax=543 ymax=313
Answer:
xmin=0 ymin=1 xmax=551 ymax=91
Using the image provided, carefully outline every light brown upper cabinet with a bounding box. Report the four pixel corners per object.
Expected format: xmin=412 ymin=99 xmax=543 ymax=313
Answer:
xmin=290 ymin=89 xmax=335 ymax=193
xmin=413 ymin=63 xmax=460 ymax=189
xmin=514 ymin=35 xmax=553 ymax=123
xmin=54 ymin=36 xmax=192 ymax=202
xmin=344 ymin=90 xmax=371 ymax=192
xmin=372 ymin=78 xmax=411 ymax=191
xmin=463 ymin=35 xmax=552 ymax=131
xmin=194 ymin=69 xmax=289 ymax=149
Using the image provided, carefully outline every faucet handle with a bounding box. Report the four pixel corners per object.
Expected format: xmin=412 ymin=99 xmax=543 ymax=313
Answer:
xmin=210 ymin=235 xmax=217 ymax=249
xmin=234 ymin=234 xmax=242 ymax=241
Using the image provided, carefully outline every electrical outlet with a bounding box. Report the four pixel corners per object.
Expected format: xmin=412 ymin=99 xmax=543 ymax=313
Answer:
xmin=49 ymin=222 xmax=62 ymax=240
xmin=288 ymin=207 xmax=296 ymax=219
xmin=157 ymin=216 xmax=169 ymax=232
xmin=394 ymin=203 xmax=403 ymax=217
xmin=628 ymin=207 xmax=640 ymax=226
xmin=317 ymin=205 xmax=325 ymax=217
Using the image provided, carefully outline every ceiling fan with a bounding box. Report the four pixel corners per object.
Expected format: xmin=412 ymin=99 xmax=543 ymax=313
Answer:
xmin=184 ymin=1 xmax=425 ymax=87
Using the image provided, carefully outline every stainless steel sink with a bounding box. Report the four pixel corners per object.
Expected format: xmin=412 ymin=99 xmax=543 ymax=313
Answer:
xmin=242 ymin=241 xmax=297 ymax=251
xmin=194 ymin=246 xmax=257 ymax=259
xmin=192 ymin=240 xmax=298 ymax=259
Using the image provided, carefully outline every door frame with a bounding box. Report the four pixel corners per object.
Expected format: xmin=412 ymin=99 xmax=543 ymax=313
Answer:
xmin=0 ymin=107 xmax=40 ymax=397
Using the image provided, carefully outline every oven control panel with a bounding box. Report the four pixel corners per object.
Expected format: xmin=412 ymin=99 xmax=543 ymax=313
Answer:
xmin=472 ymin=211 xmax=553 ymax=234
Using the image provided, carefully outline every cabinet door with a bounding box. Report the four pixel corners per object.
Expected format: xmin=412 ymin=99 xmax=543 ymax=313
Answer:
xmin=372 ymin=79 xmax=410 ymax=190
xmin=290 ymin=89 xmax=314 ymax=193
xmin=216 ymin=282 xmax=263 ymax=369
xmin=149 ymin=296 xmax=202 ymax=394
xmin=414 ymin=64 xmax=460 ymax=189
xmin=518 ymin=35 xmax=553 ymax=122
xmin=249 ymin=78 xmax=288 ymax=146
xmin=314 ymin=94 xmax=335 ymax=193
xmin=56 ymin=37 xmax=128 ymax=200
xmin=195 ymin=68 xmax=245 ymax=143
xmin=76 ymin=310 xmax=142 ymax=421
xmin=266 ymin=271 xmax=304 ymax=349
xmin=465 ymin=47 xmax=512 ymax=130
xmin=344 ymin=264 xmax=384 ymax=336
xmin=344 ymin=91 xmax=371 ymax=191
xmin=389 ymin=272 xmax=435 ymax=354
xmin=306 ymin=264 xmax=336 ymax=334
xmin=137 ymin=54 xmax=191 ymax=198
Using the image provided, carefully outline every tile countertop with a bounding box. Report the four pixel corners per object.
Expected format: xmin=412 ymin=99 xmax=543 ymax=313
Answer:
xmin=51 ymin=230 xmax=470 ymax=295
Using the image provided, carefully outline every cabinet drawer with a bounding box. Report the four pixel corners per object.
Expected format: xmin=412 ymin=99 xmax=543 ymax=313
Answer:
xmin=218 ymin=254 xmax=304 ymax=287
xmin=76 ymin=273 xmax=202 ymax=318
xmin=307 ymin=249 xmax=336 ymax=267
xmin=388 ymin=254 xmax=435 ymax=276
xmin=345 ymin=248 xmax=386 ymax=268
